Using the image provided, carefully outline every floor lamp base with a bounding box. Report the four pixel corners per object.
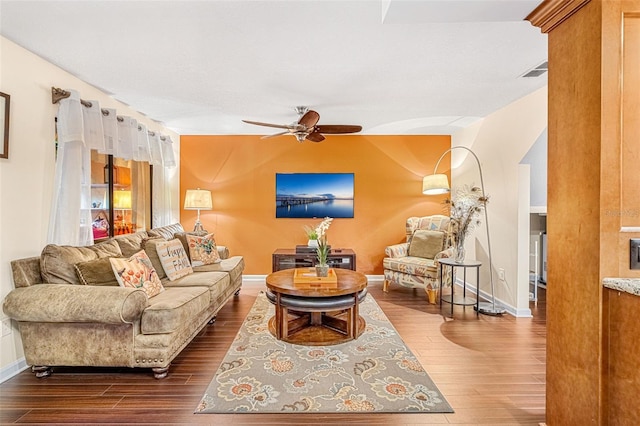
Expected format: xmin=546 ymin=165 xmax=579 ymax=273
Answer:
xmin=475 ymin=302 xmax=506 ymax=316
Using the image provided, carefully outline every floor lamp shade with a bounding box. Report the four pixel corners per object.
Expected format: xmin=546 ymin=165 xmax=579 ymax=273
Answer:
xmin=422 ymin=174 xmax=450 ymax=195
xmin=184 ymin=189 xmax=212 ymax=234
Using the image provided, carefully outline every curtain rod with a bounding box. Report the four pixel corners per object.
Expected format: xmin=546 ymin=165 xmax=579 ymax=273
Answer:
xmin=51 ymin=86 xmax=168 ymax=140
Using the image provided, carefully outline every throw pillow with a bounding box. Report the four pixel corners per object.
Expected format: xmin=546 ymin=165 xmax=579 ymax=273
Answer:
xmin=147 ymin=223 xmax=185 ymax=240
xmin=110 ymin=250 xmax=164 ymax=297
xmin=141 ymin=237 xmax=168 ymax=280
xmin=408 ymin=229 xmax=446 ymax=259
xmin=74 ymin=257 xmax=121 ymax=286
xmin=155 ymin=238 xmax=194 ymax=281
xmin=187 ymin=233 xmax=221 ymax=266
xmin=40 ymin=239 xmax=122 ymax=285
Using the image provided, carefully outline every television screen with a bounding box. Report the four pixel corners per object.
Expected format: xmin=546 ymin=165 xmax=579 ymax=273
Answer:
xmin=275 ymin=173 xmax=354 ymax=218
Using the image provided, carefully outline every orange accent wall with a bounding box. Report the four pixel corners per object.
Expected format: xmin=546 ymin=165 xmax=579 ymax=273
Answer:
xmin=180 ymin=135 xmax=450 ymax=275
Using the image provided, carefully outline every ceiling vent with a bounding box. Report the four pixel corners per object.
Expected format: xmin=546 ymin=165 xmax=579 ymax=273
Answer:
xmin=522 ymin=61 xmax=548 ymax=78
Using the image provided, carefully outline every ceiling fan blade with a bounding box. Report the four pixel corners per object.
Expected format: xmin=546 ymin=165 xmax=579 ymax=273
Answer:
xmin=242 ymin=120 xmax=292 ymax=130
xmin=260 ymin=131 xmax=290 ymax=139
xmin=315 ymin=124 xmax=362 ymax=134
xmin=306 ymin=132 xmax=325 ymax=142
xmin=298 ymin=110 xmax=320 ymax=129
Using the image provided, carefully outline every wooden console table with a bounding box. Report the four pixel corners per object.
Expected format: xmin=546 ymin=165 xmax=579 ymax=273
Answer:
xmin=272 ymin=248 xmax=356 ymax=272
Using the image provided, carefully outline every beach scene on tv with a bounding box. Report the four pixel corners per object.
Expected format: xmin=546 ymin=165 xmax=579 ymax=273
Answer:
xmin=275 ymin=173 xmax=354 ymax=218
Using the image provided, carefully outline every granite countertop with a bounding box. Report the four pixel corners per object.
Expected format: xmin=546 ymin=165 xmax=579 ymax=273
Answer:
xmin=603 ymin=278 xmax=640 ymax=296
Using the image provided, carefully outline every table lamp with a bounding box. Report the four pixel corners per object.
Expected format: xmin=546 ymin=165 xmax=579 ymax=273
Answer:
xmin=113 ymin=189 xmax=132 ymax=233
xmin=184 ymin=188 xmax=212 ymax=234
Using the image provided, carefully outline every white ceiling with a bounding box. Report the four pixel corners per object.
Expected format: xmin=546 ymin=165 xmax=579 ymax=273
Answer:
xmin=0 ymin=0 xmax=546 ymax=136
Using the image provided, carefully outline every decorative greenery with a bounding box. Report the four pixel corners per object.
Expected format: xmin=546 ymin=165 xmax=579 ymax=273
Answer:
xmin=446 ymin=185 xmax=488 ymax=243
xmin=303 ymin=225 xmax=318 ymax=240
xmin=314 ymin=217 xmax=333 ymax=266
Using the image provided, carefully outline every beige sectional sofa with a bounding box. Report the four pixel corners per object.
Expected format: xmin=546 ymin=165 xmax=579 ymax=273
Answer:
xmin=2 ymin=223 xmax=244 ymax=379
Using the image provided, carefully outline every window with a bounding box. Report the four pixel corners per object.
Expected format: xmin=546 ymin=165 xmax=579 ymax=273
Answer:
xmin=90 ymin=150 xmax=151 ymax=240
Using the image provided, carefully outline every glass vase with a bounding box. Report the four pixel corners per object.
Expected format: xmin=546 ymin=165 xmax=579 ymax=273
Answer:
xmin=315 ymin=265 xmax=329 ymax=277
xmin=455 ymin=234 xmax=466 ymax=263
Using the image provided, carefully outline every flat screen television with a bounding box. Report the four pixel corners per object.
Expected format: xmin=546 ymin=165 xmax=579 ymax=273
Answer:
xmin=275 ymin=173 xmax=354 ymax=218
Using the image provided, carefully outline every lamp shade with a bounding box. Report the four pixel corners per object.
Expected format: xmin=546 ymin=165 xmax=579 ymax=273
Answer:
xmin=184 ymin=189 xmax=213 ymax=210
xmin=113 ymin=190 xmax=132 ymax=209
xmin=422 ymin=174 xmax=450 ymax=195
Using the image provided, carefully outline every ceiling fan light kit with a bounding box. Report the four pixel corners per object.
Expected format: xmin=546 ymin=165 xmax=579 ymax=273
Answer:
xmin=242 ymin=106 xmax=362 ymax=143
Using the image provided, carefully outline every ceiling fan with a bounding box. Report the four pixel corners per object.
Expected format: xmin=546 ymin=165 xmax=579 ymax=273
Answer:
xmin=242 ymin=106 xmax=362 ymax=142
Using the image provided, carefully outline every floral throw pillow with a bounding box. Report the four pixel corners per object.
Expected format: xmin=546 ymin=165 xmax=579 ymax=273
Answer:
xmin=187 ymin=233 xmax=221 ymax=267
xmin=155 ymin=238 xmax=194 ymax=280
xmin=109 ymin=250 xmax=164 ymax=297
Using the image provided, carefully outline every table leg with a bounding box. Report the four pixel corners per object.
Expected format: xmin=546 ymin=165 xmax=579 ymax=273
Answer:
xmin=352 ymin=293 xmax=359 ymax=338
xmin=463 ymin=267 xmax=467 ymax=299
xmin=451 ymin=265 xmax=454 ymax=317
xmin=476 ymin=266 xmax=480 ymax=316
xmin=280 ymin=306 xmax=289 ymax=337
xmin=310 ymin=311 xmax=322 ymax=326
xmin=439 ymin=264 xmax=444 ymax=308
xmin=275 ymin=293 xmax=283 ymax=339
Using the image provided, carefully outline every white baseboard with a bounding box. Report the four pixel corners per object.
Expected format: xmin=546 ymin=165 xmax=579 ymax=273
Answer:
xmin=0 ymin=356 xmax=28 ymax=384
xmin=453 ymin=278 xmax=531 ymax=317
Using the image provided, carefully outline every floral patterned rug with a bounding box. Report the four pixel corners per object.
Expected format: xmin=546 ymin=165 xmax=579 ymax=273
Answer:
xmin=195 ymin=291 xmax=453 ymax=414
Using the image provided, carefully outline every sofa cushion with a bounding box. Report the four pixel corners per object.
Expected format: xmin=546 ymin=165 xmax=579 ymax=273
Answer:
xmin=163 ymin=270 xmax=230 ymax=303
xmin=141 ymin=237 xmax=168 ymax=280
xmin=408 ymin=230 xmax=445 ymax=259
xmin=382 ymin=256 xmax=438 ymax=277
xmin=192 ymin=256 xmax=244 ymax=284
xmin=114 ymin=231 xmax=149 ymax=257
xmin=110 ymin=250 xmax=165 ymax=297
xmin=40 ymin=239 xmax=122 ymax=285
xmin=140 ymin=286 xmax=210 ymax=334
xmin=187 ymin=233 xmax=221 ymax=266
xmin=155 ymin=238 xmax=193 ymax=281
xmin=74 ymin=257 xmax=121 ymax=286
xmin=147 ymin=223 xmax=185 ymax=241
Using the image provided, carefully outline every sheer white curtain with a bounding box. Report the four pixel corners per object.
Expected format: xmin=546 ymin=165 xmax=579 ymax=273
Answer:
xmin=48 ymin=90 xmax=93 ymax=245
xmin=150 ymin=133 xmax=175 ymax=227
xmin=50 ymin=89 xmax=176 ymax=245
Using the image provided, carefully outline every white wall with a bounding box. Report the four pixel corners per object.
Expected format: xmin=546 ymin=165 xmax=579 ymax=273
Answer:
xmin=0 ymin=36 xmax=180 ymax=376
xmin=452 ymin=86 xmax=547 ymax=315
xmin=520 ymin=130 xmax=548 ymax=211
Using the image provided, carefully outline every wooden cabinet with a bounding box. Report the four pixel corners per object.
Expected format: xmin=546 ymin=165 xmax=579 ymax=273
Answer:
xmin=605 ymin=288 xmax=640 ymax=425
xmin=272 ymin=248 xmax=356 ymax=272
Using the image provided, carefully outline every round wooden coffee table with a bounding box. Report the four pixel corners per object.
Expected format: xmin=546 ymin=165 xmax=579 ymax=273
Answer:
xmin=265 ymin=268 xmax=368 ymax=346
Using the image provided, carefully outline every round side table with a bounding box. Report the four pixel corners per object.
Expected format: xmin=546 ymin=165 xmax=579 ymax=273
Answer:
xmin=438 ymin=258 xmax=482 ymax=317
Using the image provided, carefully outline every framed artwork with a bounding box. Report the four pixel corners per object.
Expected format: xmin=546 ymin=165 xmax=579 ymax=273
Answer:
xmin=0 ymin=92 xmax=9 ymax=159
xmin=275 ymin=172 xmax=354 ymax=218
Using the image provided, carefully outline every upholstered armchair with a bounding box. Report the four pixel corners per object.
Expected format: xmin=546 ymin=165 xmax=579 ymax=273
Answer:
xmin=383 ymin=215 xmax=454 ymax=302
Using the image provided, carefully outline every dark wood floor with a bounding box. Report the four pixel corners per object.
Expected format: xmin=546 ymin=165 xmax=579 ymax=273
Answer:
xmin=0 ymin=281 xmax=547 ymax=425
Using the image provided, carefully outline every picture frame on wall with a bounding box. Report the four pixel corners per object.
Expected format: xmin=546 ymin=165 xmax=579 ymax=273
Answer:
xmin=275 ymin=172 xmax=355 ymax=219
xmin=0 ymin=92 xmax=9 ymax=159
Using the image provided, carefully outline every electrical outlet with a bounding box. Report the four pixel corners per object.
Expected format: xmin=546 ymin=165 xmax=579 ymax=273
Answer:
xmin=498 ymin=268 xmax=505 ymax=280
xmin=631 ymin=239 xmax=640 ymax=270
xmin=1 ymin=318 xmax=12 ymax=337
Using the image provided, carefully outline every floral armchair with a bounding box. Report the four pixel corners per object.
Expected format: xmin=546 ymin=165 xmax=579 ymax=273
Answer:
xmin=382 ymin=215 xmax=454 ymax=302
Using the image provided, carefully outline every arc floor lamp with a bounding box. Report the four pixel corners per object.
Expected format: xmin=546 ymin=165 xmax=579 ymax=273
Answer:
xmin=422 ymin=146 xmax=505 ymax=315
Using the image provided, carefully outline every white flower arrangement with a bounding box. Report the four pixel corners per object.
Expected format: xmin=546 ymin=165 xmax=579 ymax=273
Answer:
xmin=314 ymin=217 xmax=333 ymax=265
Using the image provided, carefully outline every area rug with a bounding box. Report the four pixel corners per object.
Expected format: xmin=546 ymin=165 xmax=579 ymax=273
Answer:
xmin=195 ymin=291 xmax=453 ymax=414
